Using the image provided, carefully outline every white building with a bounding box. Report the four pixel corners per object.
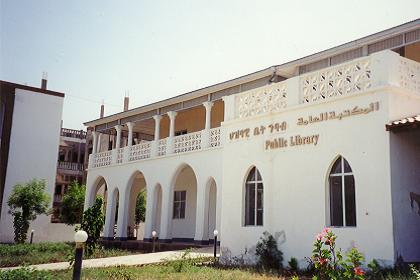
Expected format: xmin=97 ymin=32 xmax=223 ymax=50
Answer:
xmin=0 ymin=80 xmax=75 ymax=243
xmin=84 ymin=20 xmax=420 ymax=265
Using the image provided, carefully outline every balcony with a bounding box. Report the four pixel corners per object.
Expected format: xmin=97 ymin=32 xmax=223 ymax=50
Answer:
xmin=89 ymin=127 xmax=221 ymax=169
xmin=226 ymin=50 xmax=420 ymax=121
xmin=57 ymin=161 xmax=84 ymax=171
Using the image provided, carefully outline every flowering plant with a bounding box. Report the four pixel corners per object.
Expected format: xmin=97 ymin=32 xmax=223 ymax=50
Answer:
xmin=310 ymin=228 xmax=365 ymax=280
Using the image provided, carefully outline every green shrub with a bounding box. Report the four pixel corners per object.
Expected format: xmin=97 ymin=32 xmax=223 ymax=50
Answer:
xmin=79 ymin=197 xmax=105 ymax=255
xmin=0 ymin=267 xmax=52 ymax=280
xmin=255 ymin=231 xmax=283 ymax=271
xmin=288 ymin=257 xmax=299 ymax=272
xmin=60 ymin=181 xmax=85 ymax=225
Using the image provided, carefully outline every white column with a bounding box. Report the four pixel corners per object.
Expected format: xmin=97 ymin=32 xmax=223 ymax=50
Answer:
xmin=151 ymin=115 xmax=162 ymax=157
xmin=114 ymin=125 xmax=122 ymax=149
xmin=202 ymin=101 xmax=213 ymax=148
xmin=92 ymin=131 xmax=98 ymax=154
xmin=194 ymin=178 xmax=210 ymax=243
xmin=126 ymin=122 xmax=134 ymax=147
xmin=153 ymin=115 xmax=162 ymax=141
xmin=103 ymin=189 xmax=117 ymax=239
xmin=124 ymin=122 xmax=134 ymax=162
xmin=222 ymin=96 xmax=234 ymax=122
xmin=143 ymin=188 xmax=155 ymax=240
xmin=203 ymin=101 xmax=214 ymax=130
xmin=159 ymin=187 xmax=173 ymax=242
xmin=116 ymin=189 xmax=129 ymax=240
xmin=166 ymin=111 xmax=177 ymax=154
xmin=97 ymin=133 xmax=102 ymax=152
xmin=167 ymin=111 xmax=177 ymax=137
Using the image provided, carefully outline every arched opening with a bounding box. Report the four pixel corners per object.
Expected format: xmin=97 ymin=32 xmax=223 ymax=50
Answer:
xmin=126 ymin=171 xmax=147 ymax=240
xmin=88 ymin=176 xmax=108 ymax=228
xmin=171 ymin=164 xmax=197 ymax=241
xmin=151 ymin=184 xmax=162 ymax=235
xmin=327 ymin=156 xmax=356 ymax=227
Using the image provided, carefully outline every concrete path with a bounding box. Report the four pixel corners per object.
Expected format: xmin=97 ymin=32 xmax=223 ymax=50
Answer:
xmin=1 ymin=248 xmax=215 ymax=271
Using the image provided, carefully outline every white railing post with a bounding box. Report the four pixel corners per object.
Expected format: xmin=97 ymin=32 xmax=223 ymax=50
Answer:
xmin=286 ymin=76 xmax=300 ymax=106
xmin=370 ymin=50 xmax=401 ymax=88
xmin=222 ymin=95 xmax=235 ymax=121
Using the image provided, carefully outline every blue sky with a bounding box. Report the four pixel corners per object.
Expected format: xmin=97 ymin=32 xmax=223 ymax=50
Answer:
xmin=1 ymin=0 xmax=419 ymax=129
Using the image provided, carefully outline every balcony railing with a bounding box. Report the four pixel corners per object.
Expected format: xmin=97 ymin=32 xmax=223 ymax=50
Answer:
xmin=57 ymin=161 xmax=84 ymax=171
xmin=61 ymin=128 xmax=87 ymax=139
xmin=231 ymin=50 xmax=420 ymax=120
xmin=89 ymin=127 xmax=222 ymax=169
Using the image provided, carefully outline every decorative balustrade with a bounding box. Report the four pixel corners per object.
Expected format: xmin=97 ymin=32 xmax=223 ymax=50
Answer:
xmin=209 ymin=127 xmax=221 ymax=148
xmin=61 ymin=128 xmax=87 ymax=139
xmin=92 ymin=150 xmax=112 ymax=168
xmin=301 ymin=56 xmax=372 ymax=104
xmin=157 ymin=139 xmax=167 ymax=156
xmin=235 ymin=81 xmax=287 ymax=118
xmin=399 ymin=56 xmax=420 ymax=94
xmin=129 ymin=141 xmax=152 ymax=161
xmin=174 ymin=131 xmax=202 ymax=153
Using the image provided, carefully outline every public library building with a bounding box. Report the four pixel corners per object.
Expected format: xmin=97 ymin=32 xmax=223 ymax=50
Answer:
xmin=84 ymin=20 xmax=420 ymax=265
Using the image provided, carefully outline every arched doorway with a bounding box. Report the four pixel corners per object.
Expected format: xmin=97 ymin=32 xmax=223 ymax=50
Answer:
xmin=171 ymin=165 xmax=197 ymax=242
xmin=126 ymin=171 xmax=147 ymax=240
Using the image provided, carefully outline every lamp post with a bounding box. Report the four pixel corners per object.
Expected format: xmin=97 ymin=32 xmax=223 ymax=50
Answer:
xmin=30 ymin=230 xmax=35 ymax=244
xmin=73 ymin=230 xmax=88 ymax=280
xmin=152 ymin=230 xmax=157 ymax=253
xmin=213 ymin=229 xmax=218 ymax=258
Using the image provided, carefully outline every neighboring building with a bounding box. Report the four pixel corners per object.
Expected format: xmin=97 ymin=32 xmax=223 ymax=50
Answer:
xmin=51 ymin=128 xmax=87 ymax=223
xmin=0 ymin=79 xmax=74 ymax=243
xmin=83 ymin=20 xmax=420 ymax=264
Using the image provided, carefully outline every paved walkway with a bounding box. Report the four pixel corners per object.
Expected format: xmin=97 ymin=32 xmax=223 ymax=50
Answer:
xmin=1 ymin=247 xmax=215 ymax=271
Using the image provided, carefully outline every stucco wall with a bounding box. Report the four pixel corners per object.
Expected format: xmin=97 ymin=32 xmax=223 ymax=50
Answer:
xmin=0 ymin=89 xmax=74 ymax=243
xmin=390 ymin=129 xmax=420 ymax=262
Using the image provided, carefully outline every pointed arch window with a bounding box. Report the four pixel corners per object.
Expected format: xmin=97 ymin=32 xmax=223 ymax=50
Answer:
xmin=329 ymin=156 xmax=356 ymax=227
xmin=244 ymin=167 xmax=263 ymax=226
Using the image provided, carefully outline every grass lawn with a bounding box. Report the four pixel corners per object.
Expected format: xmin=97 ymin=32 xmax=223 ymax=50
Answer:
xmin=46 ymin=265 xmax=420 ymax=280
xmin=0 ymin=242 xmax=137 ymax=267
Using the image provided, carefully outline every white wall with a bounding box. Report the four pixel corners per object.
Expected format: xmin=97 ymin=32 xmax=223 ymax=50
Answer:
xmin=0 ymin=89 xmax=75 ymax=243
xmin=220 ymin=90 xmax=396 ymax=265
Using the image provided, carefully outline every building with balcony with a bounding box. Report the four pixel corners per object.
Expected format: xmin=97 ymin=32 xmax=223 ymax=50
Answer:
xmin=84 ymin=20 xmax=420 ymax=264
xmin=0 ymin=79 xmax=75 ymax=242
xmin=51 ymin=128 xmax=87 ymax=223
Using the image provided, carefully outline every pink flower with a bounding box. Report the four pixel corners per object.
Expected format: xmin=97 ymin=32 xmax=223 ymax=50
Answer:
xmin=316 ymin=233 xmax=323 ymax=241
xmin=319 ymin=258 xmax=328 ymax=265
xmin=322 ymin=227 xmax=331 ymax=235
xmin=354 ymin=267 xmax=365 ymax=276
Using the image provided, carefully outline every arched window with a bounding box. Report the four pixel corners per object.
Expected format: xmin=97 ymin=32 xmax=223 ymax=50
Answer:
xmin=329 ymin=156 xmax=356 ymax=227
xmin=244 ymin=167 xmax=263 ymax=226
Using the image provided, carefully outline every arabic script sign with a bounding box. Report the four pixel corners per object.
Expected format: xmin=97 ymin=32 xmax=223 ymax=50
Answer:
xmin=297 ymin=102 xmax=379 ymax=126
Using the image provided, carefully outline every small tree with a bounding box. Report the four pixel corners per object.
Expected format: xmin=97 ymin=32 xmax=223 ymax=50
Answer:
xmin=80 ymin=197 xmax=105 ymax=255
xmin=135 ymin=191 xmax=146 ymax=225
xmin=60 ymin=181 xmax=85 ymax=225
xmin=7 ymin=179 xmax=51 ymax=243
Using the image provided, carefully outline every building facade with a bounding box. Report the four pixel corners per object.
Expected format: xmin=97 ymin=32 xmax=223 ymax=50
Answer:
xmin=51 ymin=128 xmax=87 ymax=223
xmin=0 ymin=80 xmax=75 ymax=243
xmin=84 ymin=20 xmax=420 ymax=265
